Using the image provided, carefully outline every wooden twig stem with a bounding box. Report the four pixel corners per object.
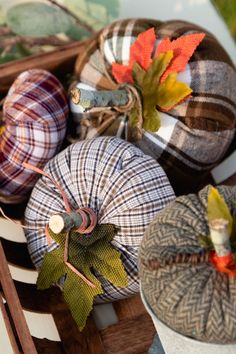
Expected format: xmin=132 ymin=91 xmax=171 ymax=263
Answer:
xmin=70 ymin=87 xmax=130 ymax=111
xmin=0 ymin=241 xmax=37 ymax=354
xmin=49 ymin=211 xmax=83 ymax=234
xmin=209 ymin=218 xmax=231 ymax=257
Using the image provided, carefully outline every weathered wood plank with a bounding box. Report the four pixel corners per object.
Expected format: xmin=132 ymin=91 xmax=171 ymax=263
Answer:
xmin=0 ymin=295 xmax=20 ymax=354
xmin=0 ymin=240 xmax=37 ymax=354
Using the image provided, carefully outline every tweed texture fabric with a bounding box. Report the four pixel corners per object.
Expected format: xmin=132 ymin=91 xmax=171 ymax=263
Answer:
xmin=0 ymin=69 xmax=68 ymax=198
xmin=24 ymin=136 xmax=175 ymax=302
xmin=71 ymin=18 xmax=236 ymax=195
xmin=139 ymin=184 xmax=236 ymax=344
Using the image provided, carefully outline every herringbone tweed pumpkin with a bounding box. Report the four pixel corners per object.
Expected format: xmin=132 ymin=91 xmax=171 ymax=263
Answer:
xmin=24 ymin=136 xmax=175 ymax=302
xmin=0 ymin=69 xmax=68 ymax=202
xmin=139 ymin=184 xmax=236 ymax=344
xmin=71 ymin=18 xmax=236 ymax=195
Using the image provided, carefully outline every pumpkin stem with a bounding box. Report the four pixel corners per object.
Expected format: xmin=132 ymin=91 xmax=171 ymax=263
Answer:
xmin=70 ymin=87 xmax=132 ymax=111
xmin=209 ymin=218 xmax=231 ymax=257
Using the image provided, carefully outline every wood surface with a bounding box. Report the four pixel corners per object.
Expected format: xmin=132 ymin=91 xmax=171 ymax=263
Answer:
xmin=0 ymin=240 xmax=37 ymax=354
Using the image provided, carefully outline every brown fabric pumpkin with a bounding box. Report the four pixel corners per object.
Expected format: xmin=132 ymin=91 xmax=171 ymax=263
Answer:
xmin=70 ymin=18 xmax=236 ymax=195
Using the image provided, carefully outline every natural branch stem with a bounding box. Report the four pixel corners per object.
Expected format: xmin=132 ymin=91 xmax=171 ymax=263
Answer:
xmin=47 ymin=0 xmax=95 ymax=34
xmin=49 ymin=212 xmax=84 ymax=234
xmin=70 ymin=87 xmax=130 ymax=111
xmin=209 ymin=218 xmax=231 ymax=257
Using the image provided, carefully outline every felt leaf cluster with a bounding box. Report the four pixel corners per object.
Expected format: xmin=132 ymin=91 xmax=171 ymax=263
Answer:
xmin=37 ymin=223 xmax=128 ymax=330
xmin=198 ymin=187 xmax=236 ymax=251
xmin=112 ymin=28 xmax=205 ymax=132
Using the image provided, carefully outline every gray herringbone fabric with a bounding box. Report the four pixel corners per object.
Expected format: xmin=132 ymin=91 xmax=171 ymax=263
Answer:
xmin=71 ymin=18 xmax=236 ymax=195
xmin=25 ymin=136 xmax=175 ymax=302
xmin=139 ymin=185 xmax=236 ymax=344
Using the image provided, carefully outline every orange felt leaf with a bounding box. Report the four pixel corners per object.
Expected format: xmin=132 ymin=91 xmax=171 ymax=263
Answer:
xmin=129 ymin=27 xmax=156 ymax=70
xmin=155 ymin=33 xmax=205 ymax=82
xmin=111 ymin=27 xmax=156 ymax=84
xmin=112 ymin=62 xmax=133 ymax=84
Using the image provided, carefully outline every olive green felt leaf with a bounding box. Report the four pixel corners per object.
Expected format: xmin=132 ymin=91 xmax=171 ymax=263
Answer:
xmin=198 ymin=235 xmax=214 ymax=250
xmin=37 ymin=223 xmax=128 ymax=330
xmin=155 ymin=72 xmax=192 ymax=110
xmin=131 ymin=50 xmax=192 ymax=132
xmin=207 ymin=186 xmax=233 ymax=235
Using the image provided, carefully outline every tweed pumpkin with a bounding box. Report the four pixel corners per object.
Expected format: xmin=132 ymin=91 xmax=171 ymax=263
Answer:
xmin=139 ymin=184 xmax=236 ymax=344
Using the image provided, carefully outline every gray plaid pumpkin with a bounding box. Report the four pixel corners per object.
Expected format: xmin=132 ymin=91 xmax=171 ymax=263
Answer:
xmin=24 ymin=136 xmax=175 ymax=302
xmin=70 ymin=18 xmax=236 ymax=195
xmin=139 ymin=184 xmax=236 ymax=344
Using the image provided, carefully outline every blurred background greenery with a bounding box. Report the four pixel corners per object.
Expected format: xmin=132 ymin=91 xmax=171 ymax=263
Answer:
xmin=212 ymin=0 xmax=236 ymax=40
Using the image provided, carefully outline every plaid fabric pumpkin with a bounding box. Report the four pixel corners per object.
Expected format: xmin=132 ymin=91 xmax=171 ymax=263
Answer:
xmin=24 ymin=136 xmax=175 ymax=302
xmin=71 ymin=18 xmax=236 ymax=195
xmin=139 ymin=184 xmax=236 ymax=344
xmin=0 ymin=69 xmax=68 ymax=200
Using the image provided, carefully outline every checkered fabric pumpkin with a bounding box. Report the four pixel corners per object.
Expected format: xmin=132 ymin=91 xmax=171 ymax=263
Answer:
xmin=0 ymin=69 xmax=68 ymax=201
xmin=24 ymin=136 xmax=175 ymax=302
xmin=71 ymin=18 xmax=236 ymax=195
xmin=139 ymin=184 xmax=236 ymax=344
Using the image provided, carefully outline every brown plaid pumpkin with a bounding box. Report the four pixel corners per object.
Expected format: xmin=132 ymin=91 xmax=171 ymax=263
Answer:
xmin=139 ymin=184 xmax=236 ymax=344
xmin=0 ymin=69 xmax=68 ymax=202
xmin=70 ymin=18 xmax=236 ymax=195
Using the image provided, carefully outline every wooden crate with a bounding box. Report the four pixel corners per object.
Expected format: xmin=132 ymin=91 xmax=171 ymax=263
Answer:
xmin=0 ymin=40 xmax=88 ymax=93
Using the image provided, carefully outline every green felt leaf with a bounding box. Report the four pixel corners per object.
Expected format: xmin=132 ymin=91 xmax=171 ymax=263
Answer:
xmin=156 ymin=72 xmax=192 ymax=110
xmin=142 ymin=105 xmax=161 ymax=132
xmin=208 ymin=186 xmax=233 ymax=235
xmin=63 ymin=267 xmax=102 ymax=330
xmin=142 ymin=51 xmax=173 ymax=96
xmin=131 ymin=52 xmax=173 ymax=132
xmin=37 ymin=248 xmax=66 ymax=289
xmin=37 ymin=222 xmax=128 ymax=330
xmin=198 ymin=235 xmax=214 ymax=249
xmin=6 ymin=2 xmax=74 ymax=37
xmin=132 ymin=62 xmax=145 ymax=88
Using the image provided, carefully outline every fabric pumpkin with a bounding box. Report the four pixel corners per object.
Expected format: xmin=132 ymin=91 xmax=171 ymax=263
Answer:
xmin=71 ymin=18 xmax=236 ymax=195
xmin=0 ymin=69 xmax=68 ymax=201
xmin=139 ymin=184 xmax=236 ymax=344
xmin=24 ymin=136 xmax=175 ymax=302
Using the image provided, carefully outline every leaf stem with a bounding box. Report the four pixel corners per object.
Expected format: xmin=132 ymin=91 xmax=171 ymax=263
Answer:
xmin=46 ymin=0 xmax=95 ymax=34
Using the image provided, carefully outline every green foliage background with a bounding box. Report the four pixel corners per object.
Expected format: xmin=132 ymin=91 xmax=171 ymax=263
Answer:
xmin=212 ymin=0 xmax=236 ymax=40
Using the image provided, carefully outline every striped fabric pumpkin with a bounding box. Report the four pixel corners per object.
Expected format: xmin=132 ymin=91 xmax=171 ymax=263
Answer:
xmin=0 ymin=69 xmax=68 ymax=201
xmin=24 ymin=136 xmax=175 ymax=302
xmin=139 ymin=184 xmax=236 ymax=344
xmin=71 ymin=18 xmax=236 ymax=195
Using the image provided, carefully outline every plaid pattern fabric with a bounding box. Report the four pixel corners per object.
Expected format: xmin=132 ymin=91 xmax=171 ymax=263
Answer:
xmin=71 ymin=18 xmax=236 ymax=195
xmin=24 ymin=136 xmax=175 ymax=302
xmin=139 ymin=184 xmax=236 ymax=344
xmin=0 ymin=69 xmax=68 ymax=198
